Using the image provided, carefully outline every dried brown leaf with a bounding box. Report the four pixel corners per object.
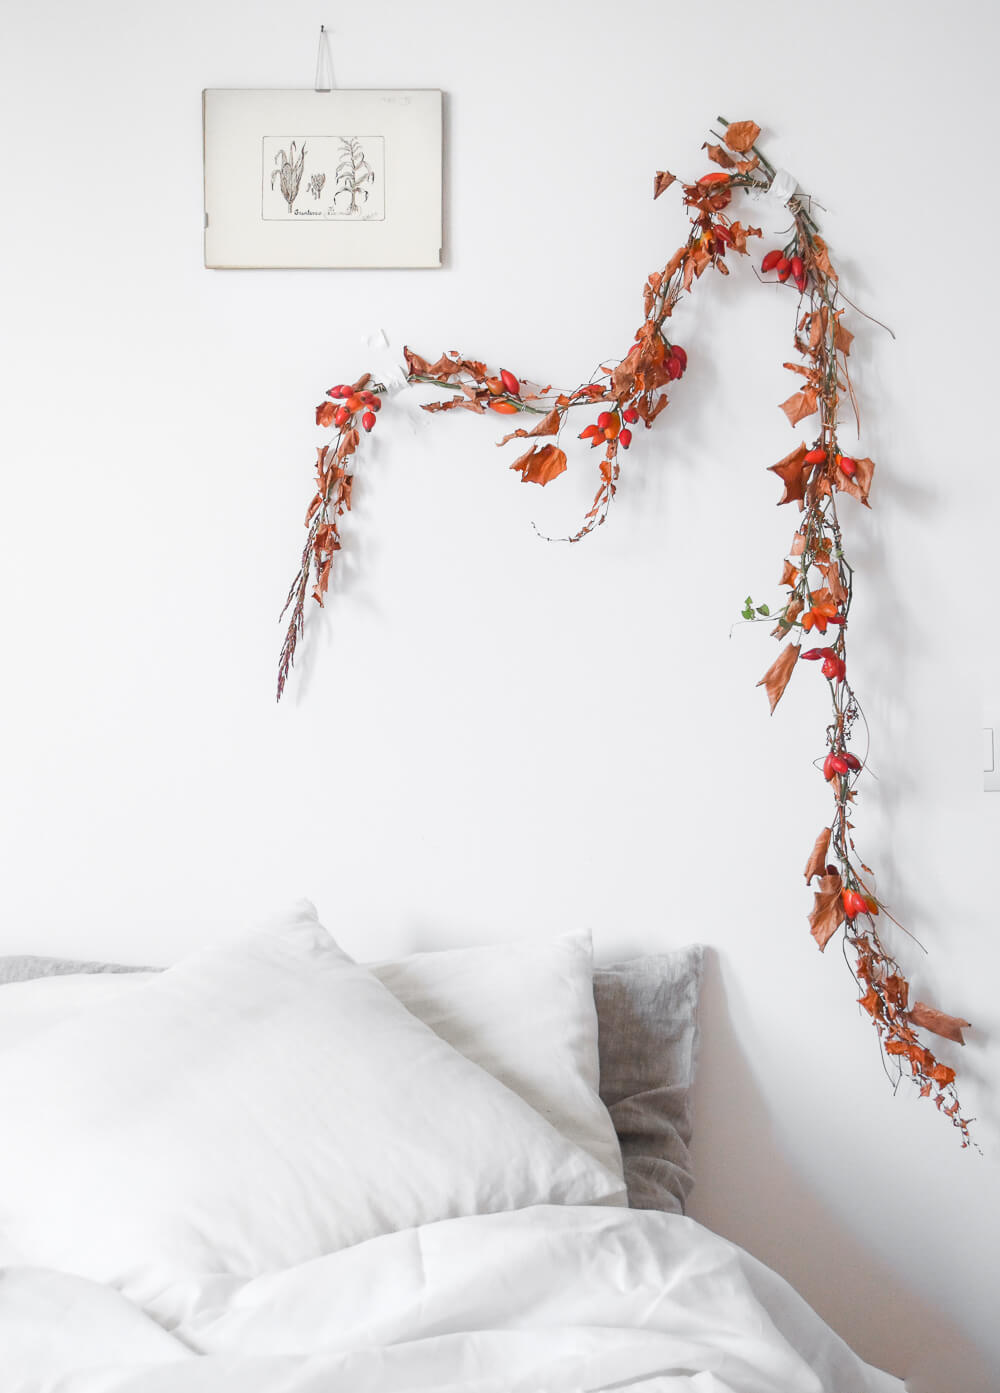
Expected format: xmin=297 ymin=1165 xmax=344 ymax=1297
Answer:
xmin=497 ymin=407 xmax=562 ymax=446
xmin=703 ymin=142 xmax=735 ymax=169
xmin=804 ymin=828 xmax=832 ymax=883
xmin=653 ymin=171 xmax=676 ymax=200
xmin=724 ymin=120 xmax=761 ymax=153
xmin=510 ymin=443 xmax=568 ymax=486
xmin=780 ymin=388 xmax=819 ymax=428
xmin=768 ymin=443 xmax=811 ymax=507
xmin=809 ymin=870 xmax=845 ymax=950
xmin=910 ymin=1002 xmax=971 ymax=1046
xmin=756 ymin=642 xmax=800 ymax=714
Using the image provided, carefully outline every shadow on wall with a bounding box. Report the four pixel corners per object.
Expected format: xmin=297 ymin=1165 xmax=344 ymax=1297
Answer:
xmin=686 ymin=949 xmax=995 ymax=1393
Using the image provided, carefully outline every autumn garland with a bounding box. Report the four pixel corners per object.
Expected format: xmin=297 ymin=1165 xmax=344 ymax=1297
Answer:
xmin=278 ymin=118 xmax=973 ymax=1143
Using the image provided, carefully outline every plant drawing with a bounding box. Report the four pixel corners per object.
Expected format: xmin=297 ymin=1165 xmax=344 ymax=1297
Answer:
xmin=333 ymin=137 xmax=374 ymax=215
xmin=271 ymin=141 xmax=307 ymax=212
xmin=275 ymin=119 xmax=975 ymax=1146
xmin=307 ymin=172 xmax=326 ymax=200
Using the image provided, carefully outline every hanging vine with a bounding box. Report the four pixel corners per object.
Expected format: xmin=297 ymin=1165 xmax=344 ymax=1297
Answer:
xmin=277 ymin=118 xmax=973 ymax=1143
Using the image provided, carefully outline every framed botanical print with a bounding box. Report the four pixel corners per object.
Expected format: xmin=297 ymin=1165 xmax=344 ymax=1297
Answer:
xmin=203 ymin=89 xmax=442 ymax=269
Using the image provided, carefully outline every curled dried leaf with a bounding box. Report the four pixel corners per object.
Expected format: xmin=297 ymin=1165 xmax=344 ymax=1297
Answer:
xmin=768 ymin=444 xmax=811 ymax=507
xmin=809 ymin=870 xmax=845 ymax=950
xmin=497 ymin=407 xmax=562 ymax=446
xmin=910 ymin=1002 xmax=971 ymax=1046
xmin=780 ymin=388 xmax=819 ymax=428
xmin=756 ymin=642 xmax=800 ymax=713
xmin=653 ymin=170 xmax=676 ymax=199
xmin=703 ymin=142 xmax=735 ymax=169
xmin=804 ymin=827 xmax=832 ymax=883
xmin=510 ymin=442 xmax=568 ymax=486
xmin=724 ymin=120 xmax=761 ymax=153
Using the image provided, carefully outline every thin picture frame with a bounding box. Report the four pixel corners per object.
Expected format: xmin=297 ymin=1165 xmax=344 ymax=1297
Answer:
xmin=203 ymin=89 xmax=442 ymax=269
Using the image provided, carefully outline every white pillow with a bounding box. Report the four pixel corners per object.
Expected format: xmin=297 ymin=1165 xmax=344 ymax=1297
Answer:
xmin=0 ymin=904 xmax=624 ymax=1318
xmin=0 ymin=933 xmax=623 ymax=1181
xmin=373 ymin=934 xmax=622 ymax=1180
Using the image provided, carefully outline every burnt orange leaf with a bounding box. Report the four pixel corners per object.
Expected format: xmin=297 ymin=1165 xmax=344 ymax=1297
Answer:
xmin=930 ymin=1063 xmax=956 ymax=1086
xmin=757 ymin=642 xmax=800 ymax=714
xmin=804 ymin=827 xmax=832 ymax=883
xmin=724 ymin=120 xmax=761 ymax=153
xmin=653 ymin=171 xmax=676 ymax=199
xmin=703 ymin=142 xmax=735 ymax=169
xmin=497 ymin=407 xmax=562 ymax=446
xmin=910 ymin=1002 xmax=971 ymax=1046
xmin=779 ymin=559 xmax=799 ymax=587
xmin=833 ymin=317 xmax=854 ymax=356
xmin=510 ymin=443 xmax=568 ymax=486
xmin=859 ymin=985 xmax=883 ymax=1019
xmin=809 ymin=870 xmax=845 ymax=950
xmin=835 ymin=456 xmax=875 ymax=508
xmin=770 ymin=597 xmax=802 ymax=638
xmin=768 ymin=444 xmax=811 ymax=507
xmin=316 ymin=401 xmax=337 ymax=428
xmin=810 ymin=235 xmax=837 ymax=279
xmin=780 ymin=388 xmax=819 ymax=428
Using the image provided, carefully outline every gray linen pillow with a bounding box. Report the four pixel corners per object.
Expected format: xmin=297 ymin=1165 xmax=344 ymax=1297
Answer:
xmin=593 ymin=946 xmax=703 ymax=1215
xmin=0 ymin=946 xmax=704 ymax=1214
xmin=0 ymin=955 xmax=155 ymax=984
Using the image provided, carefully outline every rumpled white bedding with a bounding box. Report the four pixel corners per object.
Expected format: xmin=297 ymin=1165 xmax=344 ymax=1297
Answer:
xmin=1 ymin=1206 xmax=904 ymax=1393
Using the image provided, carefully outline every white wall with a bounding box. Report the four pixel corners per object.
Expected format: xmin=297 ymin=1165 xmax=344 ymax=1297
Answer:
xmin=2 ymin=2 xmax=998 ymax=1387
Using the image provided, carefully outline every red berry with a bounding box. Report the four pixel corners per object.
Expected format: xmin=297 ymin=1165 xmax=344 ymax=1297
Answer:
xmin=821 ymin=654 xmax=846 ymax=681
xmin=579 ymin=423 xmax=600 ymax=440
xmin=790 ymin=255 xmax=804 ymax=280
xmin=776 ymin=258 xmax=792 ymax=282
xmin=597 ymin=411 xmax=613 ymax=430
xmin=622 ymin=406 xmax=639 ymax=424
xmin=619 ymin=428 xmax=633 ymax=449
xmin=804 ymin=446 xmax=826 ymax=464
xmin=334 ymin=406 xmax=350 ymax=427
xmin=671 ymin=345 xmax=688 ymax=371
xmin=666 ymin=357 xmax=683 ymax=381
xmin=500 ymin=369 xmax=520 ymax=397
xmin=331 ymin=384 xmax=351 ymax=399
xmin=362 ymin=411 xmax=376 ymax=432
xmin=761 ymin=249 xmax=783 ymax=273
xmin=823 ymin=752 xmax=850 ymax=780
xmin=838 ymin=456 xmax=858 ymax=477
xmin=368 ymin=395 xmax=381 ymax=412
xmin=801 ymin=649 xmax=827 ymax=661
xmin=843 ymin=752 xmax=862 ymax=771
xmin=842 ymin=888 xmax=869 ymax=919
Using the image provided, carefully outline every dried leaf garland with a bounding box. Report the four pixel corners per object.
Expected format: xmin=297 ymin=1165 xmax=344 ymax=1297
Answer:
xmin=275 ymin=119 xmax=973 ymax=1144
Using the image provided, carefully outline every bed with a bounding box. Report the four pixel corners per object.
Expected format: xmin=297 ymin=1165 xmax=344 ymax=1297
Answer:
xmin=0 ymin=902 xmax=902 ymax=1392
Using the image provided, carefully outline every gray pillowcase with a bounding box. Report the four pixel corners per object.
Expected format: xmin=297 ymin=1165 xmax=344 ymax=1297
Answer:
xmin=0 ymin=955 xmax=156 ymax=983
xmin=593 ymin=947 xmax=703 ymax=1215
xmin=0 ymin=945 xmax=703 ymax=1215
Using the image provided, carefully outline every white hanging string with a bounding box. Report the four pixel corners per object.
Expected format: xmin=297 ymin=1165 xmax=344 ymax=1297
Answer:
xmin=314 ymin=25 xmax=334 ymax=91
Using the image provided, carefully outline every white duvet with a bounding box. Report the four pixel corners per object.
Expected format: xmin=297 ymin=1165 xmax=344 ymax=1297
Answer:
xmin=0 ymin=1205 xmax=903 ymax=1393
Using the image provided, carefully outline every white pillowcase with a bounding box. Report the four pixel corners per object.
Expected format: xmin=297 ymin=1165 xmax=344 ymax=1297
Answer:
xmin=0 ymin=904 xmax=624 ymax=1318
xmin=0 ymin=932 xmax=623 ymax=1181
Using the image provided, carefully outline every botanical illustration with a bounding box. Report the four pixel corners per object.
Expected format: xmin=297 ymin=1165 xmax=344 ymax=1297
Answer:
xmin=262 ymin=136 xmax=385 ymax=222
xmin=333 ymin=137 xmax=374 ymax=215
xmin=271 ymin=141 xmax=306 ymax=212
xmin=276 ymin=119 xmax=973 ymax=1145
